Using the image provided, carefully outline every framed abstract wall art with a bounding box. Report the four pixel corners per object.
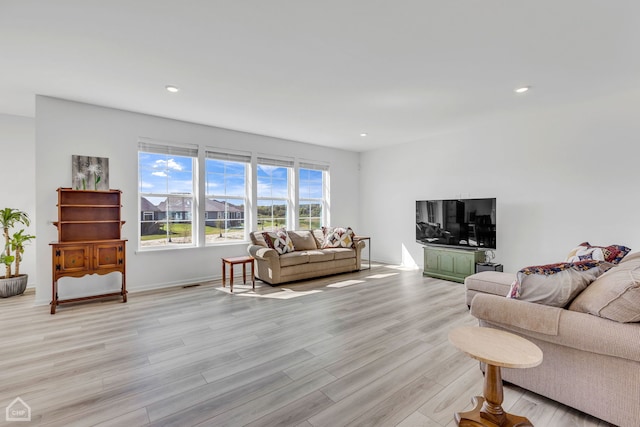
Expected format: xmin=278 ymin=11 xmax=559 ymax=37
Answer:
xmin=72 ymin=155 xmax=109 ymax=191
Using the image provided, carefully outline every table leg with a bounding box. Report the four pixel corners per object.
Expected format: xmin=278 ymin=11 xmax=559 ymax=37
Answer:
xmin=455 ymin=364 xmax=533 ymax=427
xmin=230 ymin=264 xmax=234 ymax=293
xmin=242 ymin=262 xmax=247 ymax=284
xmin=481 ymin=364 xmax=506 ymax=425
xmin=222 ymin=260 xmax=226 ymax=288
xmin=251 ymin=260 xmax=255 ymax=289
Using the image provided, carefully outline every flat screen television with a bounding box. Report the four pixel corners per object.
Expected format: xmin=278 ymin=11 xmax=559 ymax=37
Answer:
xmin=416 ymin=198 xmax=496 ymax=250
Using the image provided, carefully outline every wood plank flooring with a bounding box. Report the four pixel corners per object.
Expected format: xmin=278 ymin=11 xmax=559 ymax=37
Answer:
xmin=0 ymin=264 xmax=615 ymax=426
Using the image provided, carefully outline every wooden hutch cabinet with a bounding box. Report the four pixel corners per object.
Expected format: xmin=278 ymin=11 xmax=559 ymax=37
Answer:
xmin=50 ymin=188 xmax=127 ymax=314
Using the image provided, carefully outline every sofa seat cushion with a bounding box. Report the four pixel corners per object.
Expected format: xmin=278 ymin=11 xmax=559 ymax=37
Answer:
xmin=322 ymin=247 xmax=356 ymax=260
xmin=279 ymin=252 xmax=310 ymax=267
xmin=306 ymin=250 xmax=335 ymax=263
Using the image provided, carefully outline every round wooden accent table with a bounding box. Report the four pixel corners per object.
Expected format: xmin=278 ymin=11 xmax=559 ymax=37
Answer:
xmin=448 ymin=326 xmax=543 ymax=427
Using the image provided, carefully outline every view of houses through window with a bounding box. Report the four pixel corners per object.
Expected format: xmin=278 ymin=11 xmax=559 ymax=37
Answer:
xmin=138 ymin=142 xmax=197 ymax=248
xmin=298 ymin=164 xmax=327 ymax=229
xmin=257 ymin=157 xmax=292 ymax=232
xmin=205 ymin=151 xmax=249 ymax=243
xmin=138 ymin=143 xmax=328 ymax=248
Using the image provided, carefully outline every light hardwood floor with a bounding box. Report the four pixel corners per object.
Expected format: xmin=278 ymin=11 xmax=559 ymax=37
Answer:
xmin=0 ymin=264 xmax=615 ymax=427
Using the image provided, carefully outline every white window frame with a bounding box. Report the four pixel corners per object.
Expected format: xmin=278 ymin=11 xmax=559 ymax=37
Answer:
xmin=256 ymin=157 xmax=294 ymax=231
xmin=204 ymin=150 xmax=251 ymax=245
xmin=298 ymin=162 xmax=329 ymax=229
xmin=138 ymin=140 xmax=198 ymax=250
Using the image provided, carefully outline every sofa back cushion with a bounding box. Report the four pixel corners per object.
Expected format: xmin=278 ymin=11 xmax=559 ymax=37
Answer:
xmin=287 ymin=230 xmax=318 ymax=251
xmin=250 ymin=231 xmax=269 ymax=247
xmin=507 ymin=261 xmax=603 ymax=307
xmin=569 ymin=267 xmax=640 ymax=323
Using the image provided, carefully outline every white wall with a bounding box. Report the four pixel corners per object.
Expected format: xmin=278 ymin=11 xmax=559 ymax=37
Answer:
xmin=360 ymin=89 xmax=640 ymax=272
xmin=0 ymin=114 xmax=36 ymax=286
xmin=35 ymin=97 xmax=360 ymax=305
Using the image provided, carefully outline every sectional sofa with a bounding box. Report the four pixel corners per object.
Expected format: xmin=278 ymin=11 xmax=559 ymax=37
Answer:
xmin=464 ymin=254 xmax=640 ymax=427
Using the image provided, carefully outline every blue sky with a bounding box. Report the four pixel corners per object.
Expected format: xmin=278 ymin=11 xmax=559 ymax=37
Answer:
xmin=140 ymin=153 xmax=323 ymax=206
xmin=139 ymin=152 xmax=193 ymax=195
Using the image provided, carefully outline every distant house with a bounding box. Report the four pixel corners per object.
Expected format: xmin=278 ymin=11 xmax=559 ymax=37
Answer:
xmin=140 ymin=197 xmax=161 ymax=221
xmin=205 ymin=198 xmax=244 ymax=227
xmin=157 ymin=197 xmax=192 ymax=221
xmin=140 ymin=197 xmax=244 ymax=229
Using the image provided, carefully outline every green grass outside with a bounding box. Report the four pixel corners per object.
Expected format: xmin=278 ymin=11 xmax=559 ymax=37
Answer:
xmin=141 ymin=217 xmax=322 ymax=241
xmin=141 ymin=223 xmax=242 ymax=241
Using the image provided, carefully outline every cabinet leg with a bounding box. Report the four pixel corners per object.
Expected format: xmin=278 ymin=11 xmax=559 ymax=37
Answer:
xmin=122 ymin=273 xmax=127 ymax=303
xmin=51 ymin=280 xmax=57 ymax=315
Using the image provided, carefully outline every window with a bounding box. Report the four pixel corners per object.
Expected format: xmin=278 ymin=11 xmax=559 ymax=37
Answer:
xmin=257 ymin=157 xmax=293 ymax=232
xmin=298 ymin=162 xmax=328 ymax=229
xmin=205 ymin=151 xmax=250 ymax=244
xmin=138 ymin=141 xmax=197 ymax=248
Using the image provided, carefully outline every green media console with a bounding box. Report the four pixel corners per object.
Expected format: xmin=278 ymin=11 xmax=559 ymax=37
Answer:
xmin=423 ymin=246 xmax=485 ymax=283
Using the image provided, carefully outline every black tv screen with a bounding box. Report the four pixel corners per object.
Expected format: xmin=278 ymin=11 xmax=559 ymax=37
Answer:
xmin=416 ymin=198 xmax=496 ymax=249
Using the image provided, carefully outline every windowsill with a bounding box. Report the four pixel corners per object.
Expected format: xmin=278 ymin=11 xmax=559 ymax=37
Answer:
xmin=135 ymin=240 xmax=249 ymax=254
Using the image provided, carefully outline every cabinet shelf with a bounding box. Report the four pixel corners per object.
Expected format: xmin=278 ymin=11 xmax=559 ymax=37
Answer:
xmin=54 ymin=220 xmax=125 ymax=225
xmin=59 ymin=204 xmax=122 ymax=208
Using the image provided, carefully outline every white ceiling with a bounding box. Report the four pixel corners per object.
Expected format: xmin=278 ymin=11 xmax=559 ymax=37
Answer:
xmin=2 ymin=1 xmax=639 ymax=152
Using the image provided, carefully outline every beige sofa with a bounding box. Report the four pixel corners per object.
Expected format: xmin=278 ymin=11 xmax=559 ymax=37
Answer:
xmin=464 ymin=255 xmax=640 ymax=427
xmin=247 ymin=230 xmax=365 ymax=285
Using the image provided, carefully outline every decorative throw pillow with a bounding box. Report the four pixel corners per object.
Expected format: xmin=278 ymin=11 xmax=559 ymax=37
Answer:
xmin=321 ymin=226 xmax=355 ymax=249
xmin=506 ymin=260 xmax=604 ymax=307
xmin=569 ymin=268 xmax=640 ymax=323
xmin=565 ymin=242 xmax=631 ymax=265
xmin=262 ymin=229 xmax=294 ymax=254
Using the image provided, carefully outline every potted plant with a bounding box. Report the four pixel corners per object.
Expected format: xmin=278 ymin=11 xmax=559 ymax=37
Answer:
xmin=0 ymin=208 xmax=35 ymax=297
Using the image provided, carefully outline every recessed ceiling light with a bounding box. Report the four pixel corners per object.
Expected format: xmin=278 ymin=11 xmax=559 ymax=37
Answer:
xmin=165 ymin=85 xmax=179 ymax=93
xmin=514 ymin=86 xmax=530 ymax=94
xmin=360 ymin=133 xmax=368 ymax=137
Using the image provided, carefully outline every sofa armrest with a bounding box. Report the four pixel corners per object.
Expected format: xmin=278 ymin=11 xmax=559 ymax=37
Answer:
xmin=248 ymin=245 xmax=279 ymax=261
xmin=471 ymin=293 xmax=640 ymax=362
xmin=471 ymin=293 xmax=562 ymax=335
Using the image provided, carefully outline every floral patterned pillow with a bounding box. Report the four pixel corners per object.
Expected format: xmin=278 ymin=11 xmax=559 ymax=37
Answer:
xmin=262 ymin=229 xmax=295 ymax=255
xmin=321 ymin=226 xmax=355 ymax=249
xmin=565 ymin=242 xmax=631 ymax=265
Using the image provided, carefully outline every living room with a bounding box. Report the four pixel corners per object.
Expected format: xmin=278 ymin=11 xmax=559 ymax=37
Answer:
xmin=1 ymin=1 xmax=639 ymax=426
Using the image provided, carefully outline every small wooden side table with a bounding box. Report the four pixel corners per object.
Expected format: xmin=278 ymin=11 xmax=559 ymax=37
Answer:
xmin=354 ymin=236 xmax=371 ymax=270
xmin=448 ymin=326 xmax=543 ymax=427
xmin=221 ymin=256 xmax=255 ymax=293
